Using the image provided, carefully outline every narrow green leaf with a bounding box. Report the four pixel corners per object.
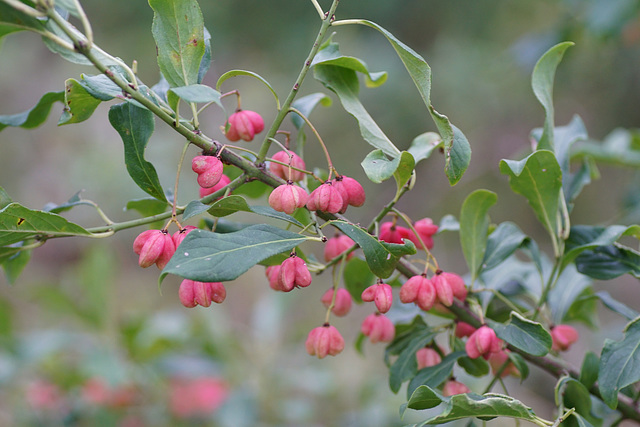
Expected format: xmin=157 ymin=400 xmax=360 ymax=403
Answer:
xmin=593 ymin=291 xmax=639 ymax=320
xmin=556 ymin=377 xmax=592 ymax=420
xmin=311 ymin=40 xmax=388 ymax=87
xmin=1 ymin=248 xmax=30 ymax=284
xmin=406 ymin=352 xmax=464 ymax=399
xmin=0 ymin=203 xmax=91 ymax=246
xmin=457 ymin=355 xmax=490 ymax=377
xmin=404 ymin=386 xmax=443 ymax=414
xmin=42 ymin=18 xmax=118 ymax=66
xmin=488 ymin=311 xmax=551 ymax=357
xmin=125 ymin=197 xmax=169 ymax=229
xmin=385 ymin=316 xmax=430 ymax=361
xmin=499 ymin=150 xmax=562 ymax=238
xmin=580 ymin=352 xmax=599 ymax=390
xmin=58 ymin=78 xmax=102 ymax=125
xmin=508 ymin=352 xmax=529 ymax=381
xmin=197 ymin=26 xmax=212 ymax=83
xmin=0 ymin=91 xmax=64 ymax=132
xmin=547 ymin=264 xmax=593 ymax=326
xmin=160 ymin=225 xmax=309 ymax=283
xmin=481 ymin=222 xmax=528 ymax=273
xmin=314 ymin=64 xmax=400 ymax=158
xmin=216 ymin=69 xmax=280 ymax=110
xmin=575 ymin=244 xmax=640 ymax=280
xmin=43 ymin=191 xmax=92 ymax=214
xmin=207 ymin=195 xmax=252 ymax=217
xmin=459 ymin=189 xmax=497 ymax=282
xmin=0 ymin=2 xmax=45 ymax=34
xmin=290 ymin=93 xmax=332 ymax=130
xmin=168 ymin=84 xmax=222 ymax=107
xmin=531 ymin=42 xmax=574 ymax=151
xmin=108 ymin=102 xmax=166 ymax=202
xmin=407 ymin=132 xmax=442 ymax=165
xmin=572 ymin=128 xmax=640 ymax=168
xmin=0 ymin=187 xmax=12 ymax=209
xmin=79 ymin=73 xmax=122 ymax=101
xmin=149 ymin=0 xmax=205 ymax=88
xmin=563 ymin=224 xmax=640 ymax=269
xmin=393 ymin=152 xmax=416 ymax=193
xmin=343 ymin=257 xmax=377 ymax=304
xmin=249 ymin=206 xmax=304 ymax=228
xmin=332 ymin=220 xmax=416 ymax=278
xmin=361 ymin=149 xmax=400 ymax=183
xmin=438 ymin=214 xmax=459 ymax=232
xmin=599 ymin=317 xmax=640 ymax=409
xmin=389 ymin=334 xmax=437 ymax=394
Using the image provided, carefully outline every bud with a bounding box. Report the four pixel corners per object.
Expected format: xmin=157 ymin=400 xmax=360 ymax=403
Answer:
xmin=277 ymin=255 xmax=312 ymax=292
xmin=465 ymin=326 xmax=502 ymax=359
xmin=268 ymin=183 xmax=309 ymax=214
xmin=416 ymin=347 xmax=442 ymax=370
xmin=324 ymin=234 xmax=355 ymax=262
xmin=306 ymin=182 xmax=344 ymax=213
xmin=269 ymin=150 xmax=306 ymax=182
xmin=224 ymin=109 xmax=264 ymax=142
xmin=191 ymin=155 xmax=224 ymax=188
xmin=179 ymin=280 xmax=226 ymax=307
xmin=551 ymin=324 xmax=579 ymax=352
xmin=199 ymin=174 xmax=231 ymax=198
xmin=454 ymin=321 xmax=477 ymax=338
xmin=408 ymin=218 xmax=439 ymax=250
xmin=399 ymin=275 xmax=436 ymax=311
xmin=172 ymin=226 xmax=197 ymax=248
xmin=320 ymin=288 xmax=353 ymax=317
xmin=305 ymin=324 xmax=345 ymax=358
xmin=442 ymin=380 xmax=470 ymax=396
xmin=361 ymin=282 xmax=393 ymax=314
xmin=433 ymin=270 xmax=467 ymax=302
xmin=379 ymin=222 xmax=411 ymax=244
xmin=488 ymin=350 xmax=520 ymax=378
xmin=361 ymin=313 xmax=395 ymax=343
xmin=134 ymin=229 xmax=175 ymax=269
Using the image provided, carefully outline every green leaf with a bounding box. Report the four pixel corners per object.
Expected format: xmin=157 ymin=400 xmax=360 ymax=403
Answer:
xmin=207 ymin=195 xmax=252 ymax=217
xmin=575 ymin=244 xmax=640 ymax=280
xmin=580 ymin=352 xmax=600 ymax=390
xmin=460 ymin=189 xmax=497 ymax=282
xmin=216 ymin=69 xmax=280 ymax=110
xmin=42 ymin=18 xmax=118 ymax=66
xmin=125 ymin=197 xmax=169 ymax=229
xmin=43 ymin=191 xmax=92 ymax=214
xmin=406 ymin=388 xmax=541 ymax=425
xmin=290 ymin=93 xmax=332 ymax=130
xmin=0 ymin=91 xmax=64 ymax=132
xmin=197 ymin=26 xmax=212 ymax=83
xmin=385 ymin=316 xmax=430 ymax=361
xmin=488 ymin=311 xmax=551 ymax=357
xmin=438 ymin=214 xmax=459 ymax=232
xmin=508 ymin=352 xmax=530 ymax=381
xmin=168 ymin=84 xmax=222 ymax=107
xmin=343 ymin=257 xmax=376 ymax=303
xmin=572 ymin=128 xmax=640 ymax=168
xmin=149 ymin=0 xmax=205 ymax=88
xmin=332 ymin=220 xmax=416 ymax=278
xmin=499 ymin=150 xmax=562 ymax=238
xmin=481 ymin=222 xmax=529 ymax=273
xmin=0 ymin=203 xmax=91 ymax=246
xmin=108 ymin=102 xmax=167 ymax=202
xmin=58 ymin=78 xmax=102 ymax=125
xmin=311 ymin=40 xmax=388 ymax=87
xmin=406 ymin=352 xmax=464 ymax=399
xmin=389 ymin=334 xmax=438 ymax=394
xmin=54 ymin=0 xmax=81 ymax=17
xmin=314 ymin=64 xmax=400 ymax=158
xmin=353 ymin=20 xmax=471 ymax=185
xmin=0 ymin=187 xmax=12 ymax=209
xmin=361 ymin=149 xmax=400 ymax=183
xmin=564 ymin=225 xmax=640 ymax=266
xmin=79 ymin=73 xmax=122 ymax=101
xmin=457 ymin=354 xmax=490 ymax=377
xmin=160 ymin=225 xmax=309 ymax=283
xmin=1 ymin=247 xmax=30 ymax=284
xmin=0 ymin=2 xmax=45 ymax=35
xmin=407 ymin=132 xmax=442 ymax=165
xmin=599 ymin=317 xmax=640 ymax=409
xmin=556 ymin=377 xmax=592 ymax=422
xmin=184 ymin=196 xmax=304 ymax=227
xmin=531 ymin=42 xmax=574 ymax=151
xmin=393 ymin=152 xmax=416 ymax=194
xmin=547 ymin=264 xmax=594 ymax=326
xmin=593 ymin=291 xmax=639 ymax=320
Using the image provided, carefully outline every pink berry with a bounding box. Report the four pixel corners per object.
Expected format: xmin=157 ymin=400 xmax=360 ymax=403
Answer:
xmin=134 ymin=229 xmax=175 ymax=269
xmin=306 ymin=182 xmax=344 ymax=214
xmin=442 ymin=380 xmax=470 ymax=396
xmin=305 ymin=324 xmax=345 ymax=359
xmin=379 ymin=222 xmax=412 ymax=244
xmin=433 ymin=273 xmax=454 ymax=307
xmin=277 ymin=255 xmax=312 ymax=292
xmin=191 ymin=155 xmax=224 ymax=188
xmin=268 ymin=183 xmax=308 ymax=214
xmin=269 ymin=150 xmax=306 ymax=182
xmin=433 ymin=270 xmax=467 ymax=302
xmin=333 ymin=175 xmax=365 ymax=208
xmin=361 ymin=282 xmax=393 ymax=314
xmin=455 ymin=321 xmax=477 ymax=338
xmin=408 ymin=218 xmax=439 ymax=250
xmin=551 ymin=325 xmax=579 ymax=351
xmin=179 ymin=280 xmax=226 ymax=307
xmin=224 ymin=109 xmax=264 ymax=142
xmin=172 ymin=226 xmax=198 ymax=248
xmin=199 ymin=174 xmax=231 ymax=198
xmin=488 ymin=350 xmax=520 ymax=378
xmin=320 ymin=288 xmax=353 ymax=317
xmin=324 ymin=234 xmax=355 ymax=262
xmin=416 ymin=347 xmax=442 ymax=370
xmin=361 ymin=313 xmax=395 ymax=343
xmin=399 ymin=275 xmax=437 ymax=311
xmin=465 ymin=326 xmax=502 ymax=359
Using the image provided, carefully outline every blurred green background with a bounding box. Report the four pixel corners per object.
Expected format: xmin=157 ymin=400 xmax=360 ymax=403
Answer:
xmin=1 ymin=0 xmax=640 ymax=425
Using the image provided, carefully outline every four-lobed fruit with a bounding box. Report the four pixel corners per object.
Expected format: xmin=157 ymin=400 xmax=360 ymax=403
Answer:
xmin=179 ymin=280 xmax=226 ymax=307
xmin=306 ymin=181 xmax=344 ymax=214
xmin=361 ymin=313 xmax=395 ymax=343
xmin=199 ymin=174 xmax=231 ymax=198
xmin=361 ymin=281 xmax=393 ymax=314
xmin=268 ymin=183 xmax=308 ymax=214
xmin=323 ymin=234 xmax=355 ymax=262
xmin=305 ymin=324 xmax=345 ymax=359
xmin=320 ymin=288 xmax=352 ymax=317
xmin=224 ymin=110 xmax=265 ymax=142
xmin=269 ymin=150 xmax=306 ymax=182
xmin=133 ymin=229 xmax=175 ymax=269
xmin=192 ymin=155 xmax=223 ymax=188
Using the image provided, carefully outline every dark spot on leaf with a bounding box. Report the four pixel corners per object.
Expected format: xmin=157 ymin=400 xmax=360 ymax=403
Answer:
xmin=17 ymin=218 xmax=25 ymax=226
xmin=189 ymin=39 xmax=198 ymax=47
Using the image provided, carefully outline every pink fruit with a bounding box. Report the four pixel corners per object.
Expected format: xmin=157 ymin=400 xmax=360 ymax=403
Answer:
xmin=361 ymin=313 xmax=395 ymax=343
xmin=455 ymin=321 xmax=477 ymax=338
xmin=199 ymin=174 xmax=231 ymax=198
xmin=265 ymin=265 xmax=282 ymax=291
xmin=416 ymin=347 xmax=442 ymax=370
xmin=399 ymin=275 xmax=437 ymax=311
xmin=320 ymin=288 xmax=353 ymax=317
xmin=191 ymin=155 xmax=224 ymax=188
xmin=551 ymin=324 xmax=579 ymax=351
xmin=269 ymin=150 xmax=306 ymax=182
xmin=379 ymin=222 xmax=411 ymax=244
xmin=465 ymin=326 xmax=502 ymax=359
xmin=179 ymin=280 xmax=226 ymax=307
xmin=305 ymin=324 xmax=345 ymax=359
xmin=224 ymin=109 xmax=264 ymax=142
xmin=306 ymin=181 xmax=344 ymax=213
xmin=433 ymin=270 xmax=467 ymax=302
xmin=333 ymin=175 xmax=365 ymax=207
xmin=324 ymin=234 xmax=355 ymax=262
xmin=277 ymin=255 xmax=312 ymax=292
xmin=408 ymin=218 xmax=439 ymax=250
xmin=172 ymin=226 xmax=198 ymax=248
xmin=268 ymin=183 xmax=308 ymax=214
xmin=442 ymin=380 xmax=470 ymax=396
xmin=134 ymin=229 xmax=175 ymax=269
xmin=361 ymin=282 xmax=393 ymax=314
xmin=488 ymin=350 xmax=520 ymax=378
